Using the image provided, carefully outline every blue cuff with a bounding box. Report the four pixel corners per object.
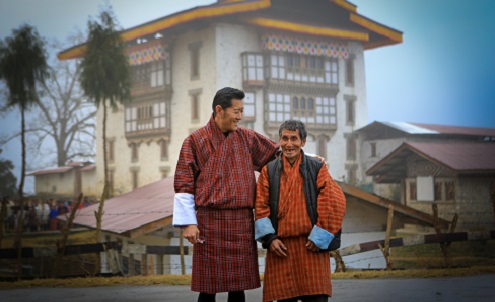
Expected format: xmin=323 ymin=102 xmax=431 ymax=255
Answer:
xmin=255 ymin=217 xmax=276 ymax=241
xmin=308 ymin=225 xmax=335 ymax=250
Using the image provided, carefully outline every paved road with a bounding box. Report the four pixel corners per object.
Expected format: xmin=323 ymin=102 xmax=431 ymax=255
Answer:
xmin=2 ymin=275 xmax=495 ymax=301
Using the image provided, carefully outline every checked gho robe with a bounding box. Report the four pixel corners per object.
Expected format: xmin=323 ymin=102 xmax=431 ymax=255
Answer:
xmin=255 ymin=154 xmax=346 ymax=302
xmin=173 ymin=115 xmax=278 ymax=293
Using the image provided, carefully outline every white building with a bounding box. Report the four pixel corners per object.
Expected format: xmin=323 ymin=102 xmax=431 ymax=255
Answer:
xmin=59 ymin=0 xmax=403 ymax=196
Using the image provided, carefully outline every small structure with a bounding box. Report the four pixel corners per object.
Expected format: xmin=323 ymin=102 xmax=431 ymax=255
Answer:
xmin=62 ymin=176 xmax=447 ymax=273
xmin=27 ymin=161 xmax=97 ymax=198
xmin=355 ymin=121 xmax=495 ymax=200
xmin=366 ymin=141 xmax=495 ymax=231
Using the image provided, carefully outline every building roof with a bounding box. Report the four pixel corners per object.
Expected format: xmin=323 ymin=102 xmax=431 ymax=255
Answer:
xmin=59 ymin=177 xmax=174 ymax=238
xmin=366 ymin=141 xmax=495 ymax=183
xmin=58 ymin=0 xmax=402 ymax=60
xmin=356 ymin=121 xmax=495 ymax=140
xmin=411 ymin=123 xmax=495 ymax=137
xmin=27 ymin=166 xmax=73 ymax=176
xmin=27 ymin=162 xmax=95 ymax=176
xmin=61 ymin=175 xmax=446 ymax=238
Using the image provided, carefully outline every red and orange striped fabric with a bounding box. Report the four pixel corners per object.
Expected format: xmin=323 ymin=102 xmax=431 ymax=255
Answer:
xmin=256 ymin=154 xmax=346 ymax=301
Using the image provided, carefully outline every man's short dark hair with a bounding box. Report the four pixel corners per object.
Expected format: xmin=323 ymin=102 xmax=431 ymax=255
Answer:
xmin=278 ymin=119 xmax=307 ymax=140
xmin=212 ymin=87 xmax=245 ymax=116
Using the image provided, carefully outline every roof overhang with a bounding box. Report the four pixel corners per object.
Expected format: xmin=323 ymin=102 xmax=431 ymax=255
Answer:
xmin=366 ymin=142 xmax=495 ymax=183
xmin=58 ymin=0 xmax=271 ymax=60
xmin=243 ymin=17 xmax=369 ymax=41
xmin=58 ymin=0 xmax=402 ymax=60
xmin=349 ymin=13 xmax=403 ymax=49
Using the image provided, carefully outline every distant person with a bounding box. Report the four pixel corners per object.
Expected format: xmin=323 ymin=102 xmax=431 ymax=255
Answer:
xmin=27 ymin=204 xmax=38 ymax=232
xmin=255 ymin=120 xmax=346 ymax=302
xmin=39 ymin=201 xmax=50 ymax=231
xmin=49 ymin=204 xmax=59 ymax=231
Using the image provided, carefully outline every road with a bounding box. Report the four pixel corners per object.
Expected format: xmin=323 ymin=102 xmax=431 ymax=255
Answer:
xmin=2 ymin=275 xmax=495 ymax=301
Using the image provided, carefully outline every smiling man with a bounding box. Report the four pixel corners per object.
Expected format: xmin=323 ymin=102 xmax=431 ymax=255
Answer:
xmin=173 ymin=87 xmax=279 ymax=302
xmin=255 ymin=120 xmax=346 ymax=302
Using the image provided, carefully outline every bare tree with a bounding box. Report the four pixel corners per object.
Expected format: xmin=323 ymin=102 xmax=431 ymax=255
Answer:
xmin=0 ymin=37 xmax=96 ymax=168
xmin=0 ymin=24 xmax=49 ymax=280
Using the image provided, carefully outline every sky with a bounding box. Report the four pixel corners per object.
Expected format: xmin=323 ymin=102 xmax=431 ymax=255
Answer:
xmin=1 ymin=0 xmax=494 ymax=193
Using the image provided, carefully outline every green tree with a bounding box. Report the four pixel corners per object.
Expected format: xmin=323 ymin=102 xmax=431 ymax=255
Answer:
xmin=79 ymin=9 xmax=131 ymax=272
xmin=0 ymin=24 xmax=49 ymax=279
xmin=0 ymin=149 xmax=17 ymax=249
xmin=0 ymin=151 xmax=17 ymax=198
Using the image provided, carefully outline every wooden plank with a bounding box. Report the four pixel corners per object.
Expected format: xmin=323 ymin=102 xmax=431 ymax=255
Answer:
xmin=128 ymin=217 xmax=173 ymax=239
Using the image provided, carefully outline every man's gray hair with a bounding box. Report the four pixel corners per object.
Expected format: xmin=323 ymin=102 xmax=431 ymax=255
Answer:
xmin=278 ymin=120 xmax=307 ymax=140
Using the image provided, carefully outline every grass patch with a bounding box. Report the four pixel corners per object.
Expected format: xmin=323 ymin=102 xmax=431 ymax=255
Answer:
xmin=389 ymin=240 xmax=495 ymax=269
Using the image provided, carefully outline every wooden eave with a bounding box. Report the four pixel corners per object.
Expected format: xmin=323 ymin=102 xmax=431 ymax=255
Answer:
xmin=338 ymin=181 xmax=450 ymax=228
xmin=349 ymin=13 xmax=403 ymax=49
xmin=330 ymin=0 xmax=357 ymax=13
xmin=58 ymin=0 xmax=402 ymax=60
xmin=243 ymin=16 xmax=369 ymax=41
xmin=366 ymin=143 xmax=415 ymax=183
xmin=57 ymin=0 xmax=271 ymax=60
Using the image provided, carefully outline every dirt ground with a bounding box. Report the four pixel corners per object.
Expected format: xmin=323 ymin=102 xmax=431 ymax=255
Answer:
xmin=2 ymin=274 xmax=495 ymax=302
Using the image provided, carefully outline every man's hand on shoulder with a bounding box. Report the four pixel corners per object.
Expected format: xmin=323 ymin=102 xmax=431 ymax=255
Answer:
xmin=306 ymin=152 xmax=327 ymax=166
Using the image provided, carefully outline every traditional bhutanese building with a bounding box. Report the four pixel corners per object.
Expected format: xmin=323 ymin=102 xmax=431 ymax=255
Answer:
xmin=58 ymin=0 xmax=402 ymax=196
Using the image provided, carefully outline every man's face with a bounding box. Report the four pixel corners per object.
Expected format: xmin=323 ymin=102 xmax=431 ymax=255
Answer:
xmin=279 ymin=129 xmax=306 ymax=164
xmin=216 ymin=99 xmax=243 ymax=132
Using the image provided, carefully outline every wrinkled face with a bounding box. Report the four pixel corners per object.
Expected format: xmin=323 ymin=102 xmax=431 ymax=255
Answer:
xmin=279 ymin=129 xmax=306 ymax=164
xmin=216 ymin=99 xmax=243 ymax=133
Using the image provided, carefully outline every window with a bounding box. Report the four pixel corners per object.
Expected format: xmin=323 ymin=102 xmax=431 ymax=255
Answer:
xmin=346 ymin=99 xmax=354 ymax=124
xmin=107 ymin=169 xmax=114 ymax=198
xmin=131 ymin=143 xmax=138 ymax=162
xmin=267 ymin=92 xmax=336 ymax=125
xmin=417 ymin=176 xmax=434 ymax=201
xmin=241 ymin=52 xmax=264 ymax=86
xmin=267 ymin=53 xmax=338 ymax=85
xmin=191 ymin=94 xmax=199 ymax=121
xmin=409 ymin=180 xmax=417 ymax=201
xmin=346 ymin=136 xmax=356 ymax=161
xmin=125 ymin=101 xmax=167 ymax=134
xmin=243 ymin=92 xmax=256 ymax=121
xmin=406 ymin=177 xmax=455 ymax=202
xmin=160 ymin=140 xmax=168 ymax=161
xmin=132 ymin=170 xmax=139 ymax=190
xmin=189 ymin=42 xmax=202 ymax=80
xmin=107 ymin=139 xmax=115 ymax=162
xmin=189 ymin=88 xmax=202 ymax=122
xmin=344 ymin=95 xmax=356 ymax=126
xmin=131 ymin=57 xmax=171 ymax=89
xmin=150 ymin=61 xmax=164 ymax=87
xmin=345 ymin=58 xmax=354 ymax=86
xmin=370 ymin=142 xmax=377 ymax=157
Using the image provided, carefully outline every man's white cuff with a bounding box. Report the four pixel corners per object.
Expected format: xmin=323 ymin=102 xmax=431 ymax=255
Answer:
xmin=172 ymin=193 xmax=197 ymax=227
